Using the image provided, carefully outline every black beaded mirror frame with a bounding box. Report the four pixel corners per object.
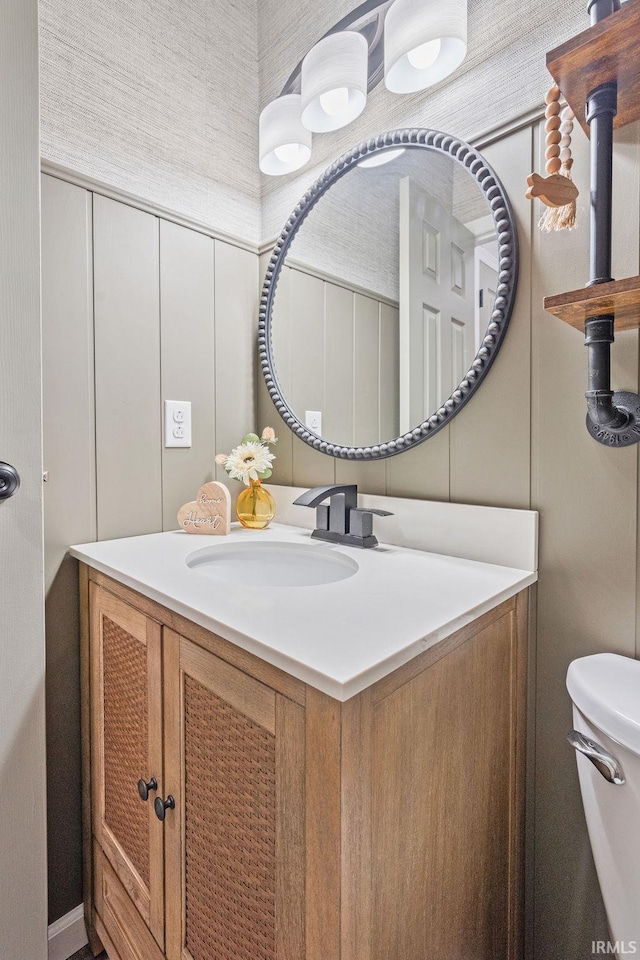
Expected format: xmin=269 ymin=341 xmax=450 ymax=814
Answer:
xmin=259 ymin=128 xmax=519 ymax=460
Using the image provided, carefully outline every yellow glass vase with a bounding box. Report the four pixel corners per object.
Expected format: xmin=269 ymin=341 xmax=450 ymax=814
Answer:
xmin=236 ymin=478 xmax=276 ymax=529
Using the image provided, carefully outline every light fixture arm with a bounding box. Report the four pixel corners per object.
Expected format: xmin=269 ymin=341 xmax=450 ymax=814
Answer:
xmin=279 ymin=0 xmax=393 ymax=98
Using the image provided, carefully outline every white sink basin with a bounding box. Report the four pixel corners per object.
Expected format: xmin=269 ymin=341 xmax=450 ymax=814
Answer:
xmin=185 ymin=540 xmax=359 ymax=587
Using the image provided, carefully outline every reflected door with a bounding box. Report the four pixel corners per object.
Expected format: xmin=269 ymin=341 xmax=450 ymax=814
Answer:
xmin=399 ymin=179 xmax=475 ymax=432
xmin=475 ymin=249 xmax=499 ymax=353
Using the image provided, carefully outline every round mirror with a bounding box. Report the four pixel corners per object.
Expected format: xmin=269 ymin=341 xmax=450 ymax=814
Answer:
xmin=259 ymin=129 xmax=518 ymax=460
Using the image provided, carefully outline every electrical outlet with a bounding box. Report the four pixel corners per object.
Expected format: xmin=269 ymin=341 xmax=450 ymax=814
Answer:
xmin=305 ymin=410 xmax=322 ymax=435
xmin=164 ymin=400 xmax=192 ymax=447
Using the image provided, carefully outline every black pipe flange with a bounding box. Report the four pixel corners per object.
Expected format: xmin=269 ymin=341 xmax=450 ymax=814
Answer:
xmin=586 ymin=392 xmax=640 ymax=446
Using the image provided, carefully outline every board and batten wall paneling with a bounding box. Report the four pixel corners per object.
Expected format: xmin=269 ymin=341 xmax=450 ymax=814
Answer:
xmin=94 ymin=195 xmax=162 ymax=541
xmin=42 ymin=177 xmax=96 ymax=586
xmin=290 ymin=270 xmax=325 ymax=446
xmin=160 ymin=220 xmax=216 ymax=529
xmin=41 ymin=182 xmax=261 ymax=923
xmin=379 ymin=303 xmax=400 ymax=445
xmin=324 ymin=282 xmax=355 ymax=444
xmin=262 ymin=254 xmax=336 ymax=490
xmin=41 ymin=174 xmax=95 ymax=923
xmin=353 ymin=294 xmax=381 ymax=449
xmin=449 ymin=125 xmax=533 ymax=509
xmin=213 ymin=240 xmax=260 ymax=501
xmin=257 ymin=261 xmax=399 ymax=495
xmin=258 ymin=252 xmax=294 ymax=487
xmin=531 ymin=121 xmax=640 ymax=960
xmin=0 ymin=0 xmax=47 ymax=956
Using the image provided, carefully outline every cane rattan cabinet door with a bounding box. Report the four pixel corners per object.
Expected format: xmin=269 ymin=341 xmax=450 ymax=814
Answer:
xmin=163 ymin=629 xmax=306 ymax=960
xmin=90 ymin=582 xmax=165 ymax=949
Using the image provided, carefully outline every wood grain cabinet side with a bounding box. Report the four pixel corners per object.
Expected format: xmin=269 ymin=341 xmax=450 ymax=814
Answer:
xmin=82 ymin=566 xmax=527 ymax=960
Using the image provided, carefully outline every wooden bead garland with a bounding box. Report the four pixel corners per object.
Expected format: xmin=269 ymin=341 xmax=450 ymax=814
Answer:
xmin=526 ymin=83 xmax=579 ymax=231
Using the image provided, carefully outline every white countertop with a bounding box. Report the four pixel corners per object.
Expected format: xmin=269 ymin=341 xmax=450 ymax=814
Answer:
xmin=70 ymin=521 xmax=537 ymax=701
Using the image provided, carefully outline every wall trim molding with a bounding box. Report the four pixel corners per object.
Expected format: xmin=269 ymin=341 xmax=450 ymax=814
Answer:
xmin=281 ymin=255 xmax=399 ymax=308
xmin=40 ymin=159 xmax=259 ymax=255
xmin=47 ymin=903 xmax=88 ymax=960
xmin=42 ymin=104 xmax=544 ymax=263
xmin=470 ymin=103 xmax=545 ymax=150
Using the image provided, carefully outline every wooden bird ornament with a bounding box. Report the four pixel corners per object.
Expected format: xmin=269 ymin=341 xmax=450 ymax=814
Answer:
xmin=526 ymin=83 xmax=579 ymax=231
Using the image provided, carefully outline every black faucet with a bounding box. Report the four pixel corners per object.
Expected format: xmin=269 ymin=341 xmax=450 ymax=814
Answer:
xmin=293 ymin=484 xmax=392 ymax=548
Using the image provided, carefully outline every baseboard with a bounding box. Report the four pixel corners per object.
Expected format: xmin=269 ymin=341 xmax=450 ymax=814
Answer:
xmin=48 ymin=904 xmax=88 ymax=960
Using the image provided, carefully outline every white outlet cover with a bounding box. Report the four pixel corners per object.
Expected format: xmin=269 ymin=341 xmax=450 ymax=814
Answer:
xmin=305 ymin=410 xmax=322 ymax=435
xmin=164 ymin=400 xmax=192 ymax=447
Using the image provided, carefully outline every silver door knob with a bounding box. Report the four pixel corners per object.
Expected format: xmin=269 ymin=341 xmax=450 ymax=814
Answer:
xmin=0 ymin=462 xmax=20 ymax=500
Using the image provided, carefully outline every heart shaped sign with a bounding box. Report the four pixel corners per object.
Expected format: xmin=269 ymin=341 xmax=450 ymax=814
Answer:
xmin=177 ymin=481 xmax=231 ymax=535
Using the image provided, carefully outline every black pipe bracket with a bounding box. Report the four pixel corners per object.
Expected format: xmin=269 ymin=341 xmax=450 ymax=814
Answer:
xmin=586 ymin=392 xmax=640 ymax=445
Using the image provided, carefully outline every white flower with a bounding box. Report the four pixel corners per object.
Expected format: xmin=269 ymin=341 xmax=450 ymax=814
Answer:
xmin=261 ymin=426 xmax=277 ymax=444
xmin=224 ymin=441 xmax=275 ymax=485
xmin=215 ymin=453 xmax=228 ymax=466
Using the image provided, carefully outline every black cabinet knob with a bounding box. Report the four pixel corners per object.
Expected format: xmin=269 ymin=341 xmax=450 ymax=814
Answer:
xmin=137 ymin=777 xmax=157 ymax=802
xmin=154 ymin=795 xmax=175 ymax=821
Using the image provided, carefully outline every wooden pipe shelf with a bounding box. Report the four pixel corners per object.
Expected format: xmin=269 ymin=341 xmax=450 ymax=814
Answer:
xmin=546 ymin=0 xmax=640 ymax=135
xmin=543 ymin=276 xmax=640 ymax=332
xmin=542 ymin=0 xmax=640 ymax=445
xmin=544 ymin=1 xmax=640 ymax=333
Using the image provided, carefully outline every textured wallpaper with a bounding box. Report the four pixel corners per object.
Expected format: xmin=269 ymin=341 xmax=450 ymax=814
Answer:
xmin=40 ymin=0 xmax=589 ymax=247
xmin=258 ymin=0 xmax=588 ymax=241
xmin=40 ymin=0 xmax=261 ymax=243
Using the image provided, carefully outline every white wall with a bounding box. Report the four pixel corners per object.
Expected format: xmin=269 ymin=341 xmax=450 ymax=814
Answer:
xmin=40 ymin=0 xmax=261 ymax=244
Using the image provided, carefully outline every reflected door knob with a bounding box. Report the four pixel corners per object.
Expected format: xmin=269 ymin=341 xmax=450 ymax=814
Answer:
xmin=154 ymin=794 xmax=175 ymax=821
xmin=0 ymin=462 xmax=20 ymax=500
xmin=137 ymin=777 xmax=157 ymax=802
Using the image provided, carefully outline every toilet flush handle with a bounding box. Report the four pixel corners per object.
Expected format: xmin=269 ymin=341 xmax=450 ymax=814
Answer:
xmin=567 ymin=730 xmax=626 ymax=785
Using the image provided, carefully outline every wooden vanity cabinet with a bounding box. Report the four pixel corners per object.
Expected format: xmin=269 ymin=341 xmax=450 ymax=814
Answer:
xmin=81 ymin=564 xmax=528 ymax=960
xmin=89 ymin=583 xmax=165 ymax=954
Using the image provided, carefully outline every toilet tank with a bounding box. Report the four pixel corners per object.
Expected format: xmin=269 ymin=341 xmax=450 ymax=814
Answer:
xmin=567 ymin=653 xmax=640 ymax=947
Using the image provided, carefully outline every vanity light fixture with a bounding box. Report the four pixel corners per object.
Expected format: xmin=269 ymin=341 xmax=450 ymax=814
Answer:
xmin=357 ymin=146 xmax=406 ymax=167
xmin=259 ymin=94 xmax=312 ymax=175
xmin=384 ymin=0 xmax=467 ymax=93
xmin=301 ymin=31 xmax=369 ymax=132
xmin=259 ymin=0 xmax=467 ymax=175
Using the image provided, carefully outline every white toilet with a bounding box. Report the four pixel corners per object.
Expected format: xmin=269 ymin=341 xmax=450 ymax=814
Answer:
xmin=567 ymin=653 xmax=640 ymax=944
